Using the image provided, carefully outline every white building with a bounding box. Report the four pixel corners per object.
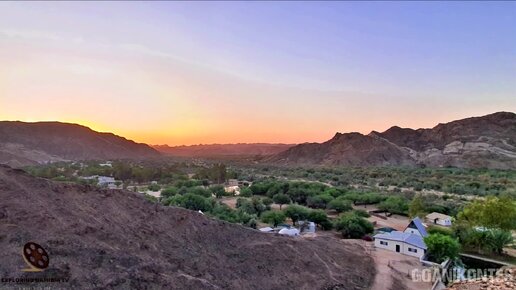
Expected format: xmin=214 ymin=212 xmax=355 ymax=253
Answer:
xmin=373 ymin=218 xmax=429 ymax=259
xmin=426 ymin=212 xmax=452 ymax=227
xmin=373 ymin=231 xmax=427 ymax=258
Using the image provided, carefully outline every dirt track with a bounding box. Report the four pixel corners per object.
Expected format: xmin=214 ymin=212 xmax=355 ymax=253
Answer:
xmin=0 ymin=165 xmax=375 ymax=289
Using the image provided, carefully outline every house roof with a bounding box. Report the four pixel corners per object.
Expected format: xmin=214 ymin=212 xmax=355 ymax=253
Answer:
xmin=408 ymin=217 xmax=428 ymax=237
xmin=426 ymin=212 xmax=451 ymax=221
xmin=374 ymin=231 xmax=427 ymax=250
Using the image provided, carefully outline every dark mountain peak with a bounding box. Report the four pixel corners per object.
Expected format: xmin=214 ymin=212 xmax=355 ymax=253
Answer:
xmin=0 ymin=121 xmax=160 ymax=167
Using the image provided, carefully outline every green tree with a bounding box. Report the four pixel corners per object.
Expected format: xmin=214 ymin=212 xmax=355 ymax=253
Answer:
xmin=424 ymin=234 xmax=460 ymax=263
xmin=273 ymin=193 xmax=291 ymax=209
xmin=308 ymin=209 xmax=332 ymax=230
xmin=486 ymin=229 xmax=513 ymax=255
xmin=161 ymin=186 xmax=179 ymax=198
xmin=457 ymin=196 xmax=516 ymax=230
xmin=239 ymin=187 xmax=253 ymax=197
xmin=378 ymin=196 xmax=409 ymax=215
xmin=327 ymin=198 xmax=352 ymax=213
xmin=180 ymin=193 xmax=213 ymax=212
xmin=409 ymin=194 xmax=426 ymax=218
xmin=284 ymin=204 xmax=310 ymax=225
xmin=333 ymin=212 xmax=373 ymax=239
xmin=307 ymin=194 xmax=334 ymax=209
xmin=210 ymin=185 xmax=226 ymax=198
xmin=261 ymin=211 xmax=286 ymax=227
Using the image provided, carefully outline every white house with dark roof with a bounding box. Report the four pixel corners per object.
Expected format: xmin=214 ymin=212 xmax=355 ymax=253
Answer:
xmin=373 ymin=218 xmax=428 ymax=259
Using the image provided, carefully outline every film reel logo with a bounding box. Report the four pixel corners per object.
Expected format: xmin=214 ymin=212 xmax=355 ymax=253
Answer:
xmin=21 ymin=242 xmax=49 ymax=272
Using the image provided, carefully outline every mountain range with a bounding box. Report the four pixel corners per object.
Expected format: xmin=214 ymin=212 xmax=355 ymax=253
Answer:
xmin=0 ymin=121 xmax=160 ymax=167
xmin=153 ymin=143 xmax=294 ymax=157
xmin=268 ymin=112 xmax=516 ymax=169
xmin=0 ymin=112 xmax=515 ymax=169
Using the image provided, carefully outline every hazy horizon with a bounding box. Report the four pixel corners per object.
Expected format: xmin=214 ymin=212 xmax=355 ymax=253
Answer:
xmin=1 ymin=2 xmax=515 ymax=146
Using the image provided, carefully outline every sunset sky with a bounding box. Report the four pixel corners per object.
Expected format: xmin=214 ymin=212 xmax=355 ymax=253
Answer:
xmin=0 ymin=2 xmax=515 ymax=145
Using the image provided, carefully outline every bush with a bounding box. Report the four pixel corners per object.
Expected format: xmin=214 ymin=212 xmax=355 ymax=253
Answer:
xmin=378 ymin=196 xmax=409 ymax=215
xmin=161 ymin=186 xmax=179 ymax=198
xmin=327 ymin=198 xmax=352 ymax=213
xmin=210 ymin=185 xmax=226 ymax=198
xmin=308 ymin=209 xmax=331 ymax=230
xmin=333 ymin=212 xmax=374 ymax=239
xmin=352 ymin=209 xmax=370 ymax=218
xmin=261 ymin=211 xmax=286 ymax=227
xmin=147 ymin=184 xmax=161 ymax=191
xmin=424 ymin=234 xmax=460 ymax=263
xmin=427 ymin=226 xmax=453 ymax=236
xmin=239 ymin=187 xmax=253 ymax=197
xmin=284 ymin=204 xmax=310 ymax=225
xmin=307 ymin=194 xmax=334 ymax=209
xmin=179 ymin=193 xmax=213 ymax=212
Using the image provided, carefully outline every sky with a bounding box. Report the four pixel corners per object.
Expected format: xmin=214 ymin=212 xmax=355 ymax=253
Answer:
xmin=0 ymin=2 xmax=515 ymax=146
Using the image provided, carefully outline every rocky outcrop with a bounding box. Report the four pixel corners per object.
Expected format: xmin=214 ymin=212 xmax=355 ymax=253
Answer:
xmin=269 ymin=112 xmax=516 ymax=169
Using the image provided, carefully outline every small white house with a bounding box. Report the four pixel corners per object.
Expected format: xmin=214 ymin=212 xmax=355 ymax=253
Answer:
xmin=426 ymin=212 xmax=452 ymax=227
xmin=373 ymin=231 xmax=427 ymax=259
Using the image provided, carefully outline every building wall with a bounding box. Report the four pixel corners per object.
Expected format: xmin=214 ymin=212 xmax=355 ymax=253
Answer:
xmin=404 ymin=228 xmax=421 ymax=236
xmin=374 ymin=238 xmax=425 ymax=258
xmin=436 ymin=219 xmax=452 ymax=226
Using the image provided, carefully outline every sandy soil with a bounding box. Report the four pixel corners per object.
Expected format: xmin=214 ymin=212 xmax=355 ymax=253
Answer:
xmin=346 ymin=240 xmax=432 ymax=290
xmin=0 ymin=166 xmax=375 ymax=290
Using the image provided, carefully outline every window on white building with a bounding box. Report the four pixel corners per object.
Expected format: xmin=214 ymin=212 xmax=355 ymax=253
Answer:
xmin=408 ymin=248 xmax=418 ymax=253
xmin=380 ymin=241 xmax=388 ymax=246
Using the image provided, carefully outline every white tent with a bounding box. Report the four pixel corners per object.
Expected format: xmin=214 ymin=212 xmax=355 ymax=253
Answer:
xmin=278 ymin=228 xmax=300 ymax=236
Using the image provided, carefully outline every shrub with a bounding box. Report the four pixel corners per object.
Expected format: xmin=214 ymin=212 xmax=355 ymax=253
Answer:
xmin=327 ymin=198 xmax=352 ymax=213
xmin=424 ymin=234 xmax=460 ymax=263
xmin=261 ymin=211 xmax=286 ymax=227
xmin=333 ymin=212 xmax=374 ymax=239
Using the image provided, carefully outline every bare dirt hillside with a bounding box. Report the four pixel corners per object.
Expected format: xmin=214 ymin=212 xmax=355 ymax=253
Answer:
xmin=0 ymin=165 xmax=375 ymax=290
xmin=0 ymin=121 xmax=160 ymax=167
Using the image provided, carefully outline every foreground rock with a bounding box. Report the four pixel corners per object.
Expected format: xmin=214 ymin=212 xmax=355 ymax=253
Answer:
xmin=0 ymin=166 xmax=375 ymax=289
xmin=447 ymin=267 xmax=515 ymax=290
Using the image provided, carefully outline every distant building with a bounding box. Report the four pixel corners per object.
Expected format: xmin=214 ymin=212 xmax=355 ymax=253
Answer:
xmin=227 ymin=179 xmax=239 ymax=187
xmin=99 ymin=161 xmax=113 ymax=167
xmin=81 ymin=175 xmax=117 ymax=188
xmin=425 ymin=212 xmax=452 ymax=227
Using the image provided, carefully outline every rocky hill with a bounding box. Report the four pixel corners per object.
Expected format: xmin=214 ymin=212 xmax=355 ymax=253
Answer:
xmin=269 ymin=112 xmax=516 ymax=169
xmin=0 ymin=121 xmax=160 ymax=167
xmin=270 ymin=132 xmax=416 ymax=167
xmin=0 ymin=165 xmax=375 ymax=289
xmin=154 ymin=143 xmax=294 ymax=157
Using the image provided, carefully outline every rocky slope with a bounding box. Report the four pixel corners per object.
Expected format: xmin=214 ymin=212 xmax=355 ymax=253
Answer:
xmin=0 ymin=121 xmax=160 ymax=167
xmin=269 ymin=112 xmax=516 ymax=169
xmin=154 ymin=143 xmax=295 ymax=157
xmin=270 ymin=132 xmax=416 ymax=167
xmin=0 ymin=165 xmax=375 ymax=289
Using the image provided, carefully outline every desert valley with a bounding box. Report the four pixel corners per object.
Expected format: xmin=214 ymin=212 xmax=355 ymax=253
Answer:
xmin=1 ymin=2 xmax=515 ymax=290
